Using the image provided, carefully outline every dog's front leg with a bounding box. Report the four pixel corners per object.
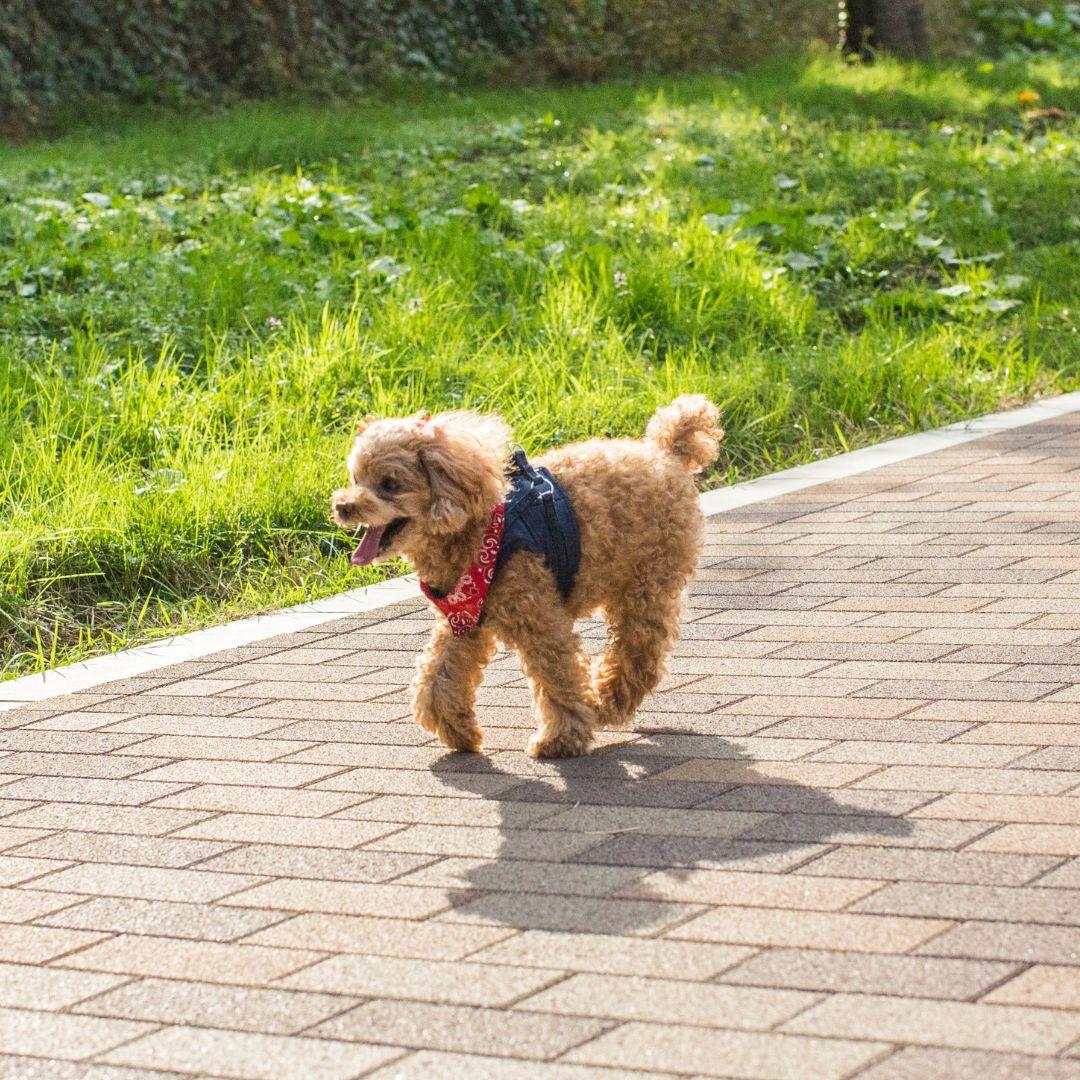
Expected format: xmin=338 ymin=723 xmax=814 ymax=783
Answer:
xmin=411 ymin=620 xmax=495 ymax=752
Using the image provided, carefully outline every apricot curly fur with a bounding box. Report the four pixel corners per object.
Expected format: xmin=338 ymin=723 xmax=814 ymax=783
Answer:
xmin=330 ymin=395 xmax=723 ymax=757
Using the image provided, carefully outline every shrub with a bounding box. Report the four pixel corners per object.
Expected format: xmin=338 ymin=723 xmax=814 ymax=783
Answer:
xmin=0 ymin=0 xmax=547 ymax=127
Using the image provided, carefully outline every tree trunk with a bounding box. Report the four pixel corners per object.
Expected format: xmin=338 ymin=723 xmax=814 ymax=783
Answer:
xmin=840 ymin=0 xmax=928 ymax=59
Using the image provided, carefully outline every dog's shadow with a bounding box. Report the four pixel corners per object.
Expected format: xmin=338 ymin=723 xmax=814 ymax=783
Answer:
xmin=429 ymin=727 xmax=913 ymax=936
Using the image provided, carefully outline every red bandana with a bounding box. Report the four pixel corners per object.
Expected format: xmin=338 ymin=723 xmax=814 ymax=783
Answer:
xmin=419 ymin=504 xmax=505 ymax=636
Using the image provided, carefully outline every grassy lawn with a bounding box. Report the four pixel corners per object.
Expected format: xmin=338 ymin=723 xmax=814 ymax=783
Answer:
xmin=2 ymin=51 xmax=1078 ymax=679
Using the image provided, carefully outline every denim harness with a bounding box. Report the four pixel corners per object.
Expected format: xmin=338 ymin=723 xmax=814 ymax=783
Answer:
xmin=496 ymin=449 xmax=581 ymax=599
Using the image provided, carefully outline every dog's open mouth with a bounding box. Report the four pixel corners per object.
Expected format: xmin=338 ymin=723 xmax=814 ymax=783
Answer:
xmin=350 ymin=517 xmax=407 ymax=566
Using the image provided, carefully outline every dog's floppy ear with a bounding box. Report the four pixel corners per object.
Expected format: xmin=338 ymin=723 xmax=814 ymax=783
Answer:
xmin=419 ymin=411 xmax=511 ymax=534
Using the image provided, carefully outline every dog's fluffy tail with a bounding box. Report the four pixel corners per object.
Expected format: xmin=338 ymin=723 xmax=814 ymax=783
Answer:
xmin=645 ymin=395 xmax=723 ymax=473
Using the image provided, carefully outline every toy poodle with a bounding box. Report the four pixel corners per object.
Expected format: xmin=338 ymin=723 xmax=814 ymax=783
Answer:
xmin=330 ymin=395 xmax=722 ymax=757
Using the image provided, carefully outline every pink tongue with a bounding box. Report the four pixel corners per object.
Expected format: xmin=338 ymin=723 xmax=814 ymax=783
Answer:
xmin=350 ymin=525 xmax=386 ymax=566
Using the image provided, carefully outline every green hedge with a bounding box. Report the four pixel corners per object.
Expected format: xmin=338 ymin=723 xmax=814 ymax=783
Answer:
xmin=1 ymin=1 xmax=986 ymax=129
xmin=536 ymin=1 xmax=832 ymax=81
xmin=0 ymin=0 xmax=545 ymax=123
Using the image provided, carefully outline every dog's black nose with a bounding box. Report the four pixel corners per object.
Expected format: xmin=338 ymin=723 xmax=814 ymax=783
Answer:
xmin=334 ymin=500 xmax=354 ymax=517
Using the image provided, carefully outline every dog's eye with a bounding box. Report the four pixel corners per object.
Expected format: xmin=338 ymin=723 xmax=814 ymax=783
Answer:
xmin=378 ymin=477 xmax=400 ymax=495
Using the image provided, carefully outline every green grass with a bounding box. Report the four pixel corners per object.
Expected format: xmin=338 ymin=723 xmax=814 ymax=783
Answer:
xmin=2 ymin=50 xmax=1078 ymax=679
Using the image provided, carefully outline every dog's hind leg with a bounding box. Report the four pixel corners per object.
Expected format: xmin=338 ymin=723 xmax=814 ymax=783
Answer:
xmin=411 ymin=621 xmax=496 ymax=752
xmin=594 ymin=575 xmax=689 ymax=729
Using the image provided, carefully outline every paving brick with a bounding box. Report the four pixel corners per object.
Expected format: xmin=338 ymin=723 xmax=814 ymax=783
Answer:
xmin=809 ymin=740 xmax=1028 ymax=767
xmin=702 ymin=785 xmax=930 ymax=817
xmin=0 ymin=823 xmax=51 ymax=853
xmin=131 ymin=760 xmax=344 ymax=788
xmin=905 ymin=700 xmax=1080 ymax=725
xmin=39 ymin=897 xmax=287 ymax=942
xmin=856 ymin=1046 xmax=1080 ymax=1080
xmin=563 ymin=1021 xmax=889 ymax=1078
xmin=1015 ymin=746 xmax=1080 ymax=771
xmin=362 ymin=1050 xmax=661 ymax=1079
xmin=917 ymin=921 xmax=1080 ymax=965
xmin=193 ymin=843 xmax=432 ymax=883
xmin=721 ymin=695 xmax=929 ymax=719
xmin=171 ymin=811 xmax=402 ymax=849
xmin=905 ymin=628 xmax=1080 ymax=646
xmin=668 ymin=906 xmax=950 ymax=952
xmin=439 ymin=891 xmax=701 ymax=936
xmin=469 ymin=929 xmax=750 ymax=980
xmin=0 ymin=777 xmax=190 ymax=806
xmin=0 ymin=1006 xmax=153 ymax=1060
xmin=9 ymin=832 xmax=230 ymax=869
xmin=338 ymin=793 xmax=558 ymax=829
xmin=649 ymin=760 xmax=879 ymax=787
xmin=0 ymin=855 xmax=71 ymax=888
xmin=783 ymin=992 xmax=1080 ymax=1053
xmin=612 ymin=868 xmax=880 ymax=909
xmin=796 ymin=846 xmax=1059 ymax=886
xmin=228 ymin=663 xmax=383 ymax=687
xmin=60 ymin=935 xmax=320 ymax=985
xmin=114 ymin=734 xmax=313 ymax=761
xmin=913 ymin=793 xmax=1080 ymax=825
xmin=965 ymin=721 xmax=1080 ymax=747
xmin=146 ymin=784 xmax=365 ymax=817
xmin=311 ymin=999 xmax=610 ymax=1060
xmin=721 ymin=948 xmax=1017 ymax=1000
xmin=366 ymin=823 xmax=606 ymax=862
xmin=397 ymin=856 xmax=642 ymax=898
xmin=531 ymin=804 xmax=769 ymax=839
xmin=622 ymin=732 xmax=830 ymax=761
xmin=281 ymin=952 xmax=561 ymax=1007
xmin=851 ymin=765 xmax=1077 ymax=795
xmin=983 ymin=965 xmax=1080 ymax=1010
xmin=30 ymin=863 xmax=262 ymax=903
xmin=244 ymin=913 xmax=511 ymax=960
xmin=0 ymin=963 xmax=126 ymax=1010
xmin=738 ymin=814 xmax=989 ymax=850
xmin=520 ymin=972 xmax=817 ymax=1029
xmin=105 ymin=714 xmax=290 ymax=737
xmin=220 ymin=879 xmax=457 ymax=920
xmin=0 ymin=886 xmax=84 ymax=922
xmin=269 ymin=726 xmax=433 ymax=752
xmin=238 ymin=700 xmax=413 ymax=722
xmin=1 ymin=802 xmax=210 ymax=836
xmin=1034 ymin=858 xmax=1080 ymax=888
xmin=98 ymin=1025 xmax=399 ymax=1079
xmin=0 ymin=924 xmax=108 ymax=963
xmin=856 ymin=679 xmax=1065 ymax=702
xmin=760 ymin=716 xmax=972 ymax=742
xmin=72 ymin=976 xmax=357 ymax=1035
xmin=571 ymin=834 xmax=831 ymax=874
xmin=852 ymin=881 xmax=1080 ymax=925
xmin=103 ymin=692 xmax=277 ymax=715
xmin=969 ymin=824 xmax=1080 ymax=856
xmin=0 ymin=730 xmax=151 ymax=754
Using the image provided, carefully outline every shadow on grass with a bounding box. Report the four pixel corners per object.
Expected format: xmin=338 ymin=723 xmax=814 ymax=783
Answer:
xmin=429 ymin=728 xmax=912 ymax=935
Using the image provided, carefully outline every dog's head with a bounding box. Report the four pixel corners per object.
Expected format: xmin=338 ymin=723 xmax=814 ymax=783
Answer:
xmin=330 ymin=410 xmax=511 ymax=566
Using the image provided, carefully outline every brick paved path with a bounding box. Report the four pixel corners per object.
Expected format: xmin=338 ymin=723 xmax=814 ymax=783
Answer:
xmin=1 ymin=411 xmax=1079 ymax=1079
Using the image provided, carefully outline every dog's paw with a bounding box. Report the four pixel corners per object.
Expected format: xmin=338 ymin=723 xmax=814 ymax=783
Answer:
xmin=527 ymin=728 xmax=591 ymax=759
xmin=415 ymin=706 xmax=482 ymax=753
xmin=438 ymin=722 xmax=483 ymax=753
xmin=594 ymin=697 xmax=633 ymax=730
